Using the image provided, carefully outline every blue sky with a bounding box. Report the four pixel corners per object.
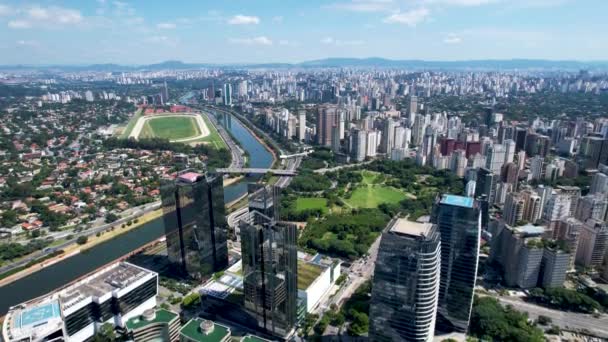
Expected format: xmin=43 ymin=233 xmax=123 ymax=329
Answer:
xmin=0 ymin=0 xmax=607 ymax=65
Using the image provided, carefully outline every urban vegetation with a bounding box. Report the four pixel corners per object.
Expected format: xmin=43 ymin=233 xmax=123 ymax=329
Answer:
xmin=470 ymin=296 xmax=545 ymax=342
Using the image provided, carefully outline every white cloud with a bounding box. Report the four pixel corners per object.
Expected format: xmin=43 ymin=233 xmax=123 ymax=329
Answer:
xmin=272 ymin=16 xmax=284 ymax=23
xmin=229 ymin=36 xmax=273 ymax=46
xmin=227 ymin=14 xmax=260 ymax=25
xmin=28 ymin=6 xmax=82 ymax=24
xmin=8 ymin=20 xmax=31 ymax=29
xmin=327 ymin=0 xmax=394 ymax=12
xmin=424 ymin=0 xmax=498 ymax=6
xmin=157 ymin=22 xmax=176 ymax=29
xmin=383 ymin=8 xmax=430 ymax=26
xmin=444 ymin=33 xmax=462 ymax=44
xmin=16 ymin=40 xmax=39 ymax=47
xmin=321 ymin=37 xmax=334 ymax=44
xmin=321 ymin=37 xmax=365 ymax=46
xmin=145 ymin=35 xmax=179 ymax=47
xmin=0 ymin=4 xmax=12 ymax=16
xmin=7 ymin=5 xmax=83 ymax=29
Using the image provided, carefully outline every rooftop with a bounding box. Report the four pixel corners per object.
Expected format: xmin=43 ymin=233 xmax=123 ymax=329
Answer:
xmin=297 ymin=260 xmax=325 ymax=290
xmin=3 ymin=299 xmax=64 ymax=342
xmin=514 ymin=224 xmax=545 ymax=237
xmin=59 ymin=262 xmax=155 ymax=312
xmin=180 ymin=319 xmax=230 ymax=342
xmin=241 ymin=335 xmax=273 ymax=342
xmin=389 ymin=218 xmax=433 ymax=238
xmin=125 ymin=309 xmax=178 ymax=330
xmin=178 ymin=172 xmax=204 ymax=183
xmin=440 ymin=194 xmax=474 ymax=208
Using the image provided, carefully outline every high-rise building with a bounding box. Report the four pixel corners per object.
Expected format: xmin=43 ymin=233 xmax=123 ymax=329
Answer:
xmin=503 ymin=192 xmax=525 ymax=226
xmin=316 ymin=105 xmax=338 ymax=147
xmin=556 ymin=185 xmax=581 ymax=217
xmin=369 ymin=219 xmax=441 ymax=342
xmin=486 ymin=144 xmax=505 ymax=175
xmin=521 ymin=189 xmax=543 ymax=224
xmin=240 ymin=211 xmax=297 ymax=338
xmin=297 ymin=110 xmax=306 ymax=142
xmin=590 ymin=172 xmax=608 ymax=194
xmin=543 ymin=193 xmax=571 ymax=222
xmin=162 ymin=80 xmax=169 ymax=103
xmin=381 ymin=119 xmax=397 ymax=154
xmin=431 ymin=194 xmax=481 ymax=333
xmin=3 ymin=262 xmax=158 ymax=342
xmin=578 ymin=134 xmax=608 ymax=170
xmin=223 ymin=83 xmax=232 ymax=106
xmin=491 ymin=223 xmax=569 ymax=289
xmin=475 ymin=168 xmax=497 ymax=205
xmin=575 ymin=194 xmax=608 ymax=222
xmin=247 ymin=184 xmax=280 ymax=221
xmin=504 ymin=139 xmax=516 ymax=164
xmin=409 ymin=95 xmax=418 ymax=123
xmin=366 ymin=130 xmax=379 ymax=157
xmin=84 ymin=90 xmax=94 ymax=102
xmin=161 ymin=172 xmax=228 ymax=279
xmin=350 ymin=128 xmax=367 ymax=162
xmin=576 ymin=219 xmax=608 ymax=268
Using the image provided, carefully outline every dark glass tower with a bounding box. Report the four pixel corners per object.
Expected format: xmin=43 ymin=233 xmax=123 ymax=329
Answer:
xmin=369 ymin=219 xmax=441 ymax=342
xmin=431 ymin=194 xmax=481 ymax=333
xmin=161 ymin=171 xmax=228 ymax=279
xmin=240 ymin=211 xmax=297 ymax=338
xmin=247 ymin=184 xmax=280 ymax=221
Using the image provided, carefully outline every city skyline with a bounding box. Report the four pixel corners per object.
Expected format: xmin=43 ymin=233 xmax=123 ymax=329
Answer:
xmin=1 ymin=0 xmax=608 ymax=65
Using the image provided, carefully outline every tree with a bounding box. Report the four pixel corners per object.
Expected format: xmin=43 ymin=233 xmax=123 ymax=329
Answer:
xmin=76 ymin=236 xmax=88 ymax=245
xmin=92 ymin=322 xmax=115 ymax=342
xmin=348 ymin=312 xmax=369 ymax=336
xmin=104 ymin=213 xmax=119 ymax=224
xmin=470 ymin=296 xmax=544 ymax=342
xmin=536 ymin=315 xmax=552 ymax=325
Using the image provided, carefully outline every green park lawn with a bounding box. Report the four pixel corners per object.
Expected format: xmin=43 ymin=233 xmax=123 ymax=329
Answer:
xmin=341 ymin=170 xmax=412 ymax=209
xmin=294 ymin=197 xmax=328 ymax=214
xmin=140 ymin=116 xmax=200 ymax=140
xmin=343 ymin=185 xmax=406 ymax=208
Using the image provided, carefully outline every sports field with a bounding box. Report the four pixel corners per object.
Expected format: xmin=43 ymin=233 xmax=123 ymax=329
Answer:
xmin=124 ymin=112 xmax=226 ymax=148
xmin=294 ymin=197 xmax=328 ymax=214
xmin=139 ymin=116 xmax=200 ymax=140
xmin=341 ymin=170 xmax=412 ymax=209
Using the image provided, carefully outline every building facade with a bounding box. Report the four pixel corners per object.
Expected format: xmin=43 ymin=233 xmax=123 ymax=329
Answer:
xmin=161 ymin=171 xmax=228 ymax=279
xmin=369 ymin=219 xmax=441 ymax=342
xmin=240 ymin=212 xmax=298 ymax=338
xmin=431 ymin=194 xmax=481 ymax=333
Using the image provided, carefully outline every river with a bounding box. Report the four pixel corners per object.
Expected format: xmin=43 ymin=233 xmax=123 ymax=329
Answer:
xmin=0 ymin=106 xmax=273 ymax=315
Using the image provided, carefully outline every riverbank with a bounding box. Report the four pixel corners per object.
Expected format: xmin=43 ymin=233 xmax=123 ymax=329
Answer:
xmin=223 ymin=175 xmax=244 ymax=187
xmin=0 ymin=209 xmax=163 ymax=287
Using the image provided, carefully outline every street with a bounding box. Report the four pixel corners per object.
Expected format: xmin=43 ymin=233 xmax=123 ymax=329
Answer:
xmin=486 ymin=294 xmax=608 ymax=339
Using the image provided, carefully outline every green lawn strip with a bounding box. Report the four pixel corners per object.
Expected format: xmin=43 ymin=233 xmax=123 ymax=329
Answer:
xmin=294 ymin=198 xmax=328 ymax=214
xmin=119 ymin=109 xmax=143 ymax=138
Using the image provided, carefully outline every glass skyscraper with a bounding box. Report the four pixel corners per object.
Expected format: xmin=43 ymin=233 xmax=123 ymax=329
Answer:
xmin=240 ymin=211 xmax=297 ymax=338
xmin=431 ymin=194 xmax=481 ymax=333
xmin=161 ymin=171 xmax=228 ymax=279
xmin=369 ymin=219 xmax=441 ymax=342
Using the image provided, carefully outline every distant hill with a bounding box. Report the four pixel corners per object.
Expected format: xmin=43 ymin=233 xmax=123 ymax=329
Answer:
xmin=2 ymin=58 xmax=608 ymax=72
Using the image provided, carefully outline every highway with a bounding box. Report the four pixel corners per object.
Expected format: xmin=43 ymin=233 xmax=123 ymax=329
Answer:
xmin=215 ymin=167 xmax=297 ymax=176
xmin=485 ymin=294 xmax=608 ymax=339
xmin=204 ymin=111 xmax=245 ymax=169
xmin=0 ymin=202 xmax=161 ymax=276
xmin=328 ymin=235 xmax=381 ymax=309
